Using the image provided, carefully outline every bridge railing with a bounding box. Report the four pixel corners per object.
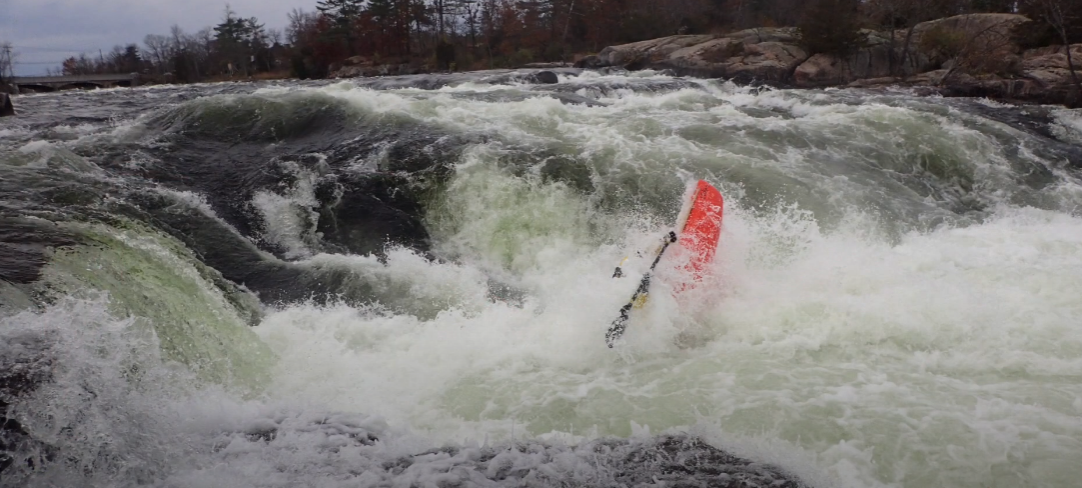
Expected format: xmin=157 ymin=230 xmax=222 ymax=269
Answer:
xmin=11 ymin=74 xmax=139 ymax=84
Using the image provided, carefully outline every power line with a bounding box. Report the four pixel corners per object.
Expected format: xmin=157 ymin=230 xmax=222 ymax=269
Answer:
xmin=10 ymin=47 xmax=83 ymax=52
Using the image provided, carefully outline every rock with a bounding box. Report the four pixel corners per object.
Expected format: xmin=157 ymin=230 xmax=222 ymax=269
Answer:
xmin=574 ymin=55 xmax=603 ymax=69
xmin=591 ymin=29 xmax=808 ymax=82
xmin=660 ymin=36 xmax=808 ymax=82
xmin=521 ymin=62 xmax=572 ymax=69
xmin=0 ymin=93 xmax=13 ymax=117
xmin=596 ymin=35 xmax=715 ymax=68
xmin=730 ymin=40 xmax=807 ymax=82
xmin=332 ymin=62 xmax=431 ymax=79
xmin=794 ymin=30 xmax=923 ymax=87
xmin=344 ymin=55 xmax=370 ymax=66
xmin=912 ymin=13 xmax=1029 ymax=49
xmin=383 ymin=434 xmax=810 ymax=487
xmin=585 ymin=13 xmax=1037 ymax=93
xmin=793 ymin=54 xmax=848 ymax=86
xmin=794 ymin=14 xmax=1027 ymax=88
xmin=532 ymin=70 xmax=559 ymax=84
xmin=1022 ymin=44 xmax=1082 ymax=87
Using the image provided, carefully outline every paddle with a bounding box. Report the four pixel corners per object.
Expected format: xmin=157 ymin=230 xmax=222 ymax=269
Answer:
xmin=605 ymin=231 xmax=678 ymax=348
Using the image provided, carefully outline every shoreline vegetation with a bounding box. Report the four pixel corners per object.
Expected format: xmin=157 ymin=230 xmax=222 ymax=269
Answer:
xmin=2 ymin=0 xmax=1081 ymax=107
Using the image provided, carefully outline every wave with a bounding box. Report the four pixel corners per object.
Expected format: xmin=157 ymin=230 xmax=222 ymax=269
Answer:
xmin=4 ymin=72 xmax=1082 ymax=487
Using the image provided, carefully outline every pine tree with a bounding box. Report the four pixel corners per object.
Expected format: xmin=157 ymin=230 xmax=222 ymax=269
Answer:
xmin=214 ymin=6 xmax=268 ymax=75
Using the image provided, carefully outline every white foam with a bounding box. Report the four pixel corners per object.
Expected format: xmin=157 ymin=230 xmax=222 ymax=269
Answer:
xmin=250 ymin=161 xmax=322 ymax=260
xmin=1052 ymin=108 xmax=1082 ymax=145
xmin=8 ymin=76 xmax=1082 ymax=488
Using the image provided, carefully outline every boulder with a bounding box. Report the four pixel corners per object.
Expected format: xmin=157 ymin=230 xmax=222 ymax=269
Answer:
xmin=911 ymin=13 xmax=1029 ymax=48
xmin=794 ymin=14 xmax=1028 ymax=88
xmin=583 ymin=28 xmax=807 ymax=79
xmin=574 ymin=55 xmax=604 ymax=69
xmin=587 ymin=13 xmax=1031 ymax=87
xmin=1022 ymin=44 xmax=1082 ymax=87
xmin=0 ymin=93 xmax=12 ymax=117
xmin=811 ymin=31 xmax=929 ymax=85
xmin=531 ymin=70 xmax=559 ymax=84
xmin=793 ymin=54 xmax=849 ymax=87
xmin=595 ymin=35 xmax=715 ymax=68
xmin=344 ymin=55 xmax=370 ymax=66
xmin=593 ymin=28 xmax=808 ymax=82
xmin=521 ymin=62 xmax=572 ymax=69
xmin=332 ymin=63 xmax=426 ymax=78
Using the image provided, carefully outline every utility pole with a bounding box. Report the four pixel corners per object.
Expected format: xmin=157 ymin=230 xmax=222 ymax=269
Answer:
xmin=0 ymin=43 xmax=14 ymax=85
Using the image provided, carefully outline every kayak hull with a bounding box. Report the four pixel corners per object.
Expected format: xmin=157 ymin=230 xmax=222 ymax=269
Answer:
xmin=677 ymin=180 xmax=724 ymax=283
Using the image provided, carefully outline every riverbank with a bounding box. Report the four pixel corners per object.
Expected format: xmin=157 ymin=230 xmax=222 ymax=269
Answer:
xmin=573 ymin=13 xmax=1082 ymax=108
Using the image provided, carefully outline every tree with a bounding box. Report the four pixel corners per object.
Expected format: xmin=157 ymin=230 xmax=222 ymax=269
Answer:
xmin=798 ymin=0 xmax=866 ymax=56
xmin=143 ymin=34 xmax=172 ymax=73
xmin=214 ymin=5 xmax=268 ymax=76
xmin=106 ymin=44 xmax=142 ymax=73
xmin=923 ymin=15 xmax=1027 ymax=84
xmin=1027 ymin=0 xmax=1082 ymax=99
xmin=966 ymin=0 xmax=1017 ymax=13
xmin=61 ymin=54 xmax=96 ymax=75
xmin=317 ymin=0 xmax=366 ymax=25
xmin=287 ymin=8 xmax=319 ymax=46
xmin=317 ymin=0 xmax=365 ymax=54
xmin=712 ymin=0 xmax=804 ymax=30
xmin=863 ymin=0 xmax=968 ymax=78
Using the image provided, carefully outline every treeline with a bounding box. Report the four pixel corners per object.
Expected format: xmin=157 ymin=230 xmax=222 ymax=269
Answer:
xmin=59 ymin=5 xmax=285 ymax=82
xmin=59 ymin=0 xmax=1082 ymax=82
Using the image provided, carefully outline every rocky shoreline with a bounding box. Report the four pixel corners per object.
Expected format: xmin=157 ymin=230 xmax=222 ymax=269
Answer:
xmin=573 ymin=13 xmax=1081 ymax=108
xmin=321 ymin=13 xmax=1081 ymax=108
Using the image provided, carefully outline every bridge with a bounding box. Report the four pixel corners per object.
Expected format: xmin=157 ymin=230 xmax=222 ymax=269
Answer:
xmin=9 ymin=73 xmax=141 ymax=92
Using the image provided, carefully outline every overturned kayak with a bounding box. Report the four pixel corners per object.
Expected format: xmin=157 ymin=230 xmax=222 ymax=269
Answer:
xmin=606 ymin=179 xmax=724 ymax=347
xmin=674 ymin=179 xmax=725 ymax=287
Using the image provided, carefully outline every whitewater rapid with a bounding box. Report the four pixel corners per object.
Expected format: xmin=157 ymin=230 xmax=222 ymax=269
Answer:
xmin=2 ymin=71 xmax=1082 ymax=487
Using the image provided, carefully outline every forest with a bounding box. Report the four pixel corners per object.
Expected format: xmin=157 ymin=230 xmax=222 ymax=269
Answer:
xmin=50 ymin=0 xmax=1082 ymax=83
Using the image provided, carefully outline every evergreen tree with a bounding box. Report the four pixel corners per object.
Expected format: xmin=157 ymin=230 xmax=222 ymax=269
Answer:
xmin=214 ymin=6 xmax=267 ymax=75
xmin=317 ymin=0 xmax=366 ymax=55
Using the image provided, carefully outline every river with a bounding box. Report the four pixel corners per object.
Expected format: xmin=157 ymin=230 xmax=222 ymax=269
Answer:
xmin=2 ymin=70 xmax=1081 ymax=487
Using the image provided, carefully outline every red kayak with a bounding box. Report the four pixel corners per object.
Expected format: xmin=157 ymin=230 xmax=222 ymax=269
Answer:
xmin=674 ymin=179 xmax=724 ymax=286
xmin=606 ymin=179 xmax=723 ymax=347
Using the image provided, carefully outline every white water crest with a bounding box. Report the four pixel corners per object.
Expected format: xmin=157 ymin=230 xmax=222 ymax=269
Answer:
xmin=4 ymin=74 xmax=1082 ymax=488
xmin=251 ymin=161 xmax=324 ymax=259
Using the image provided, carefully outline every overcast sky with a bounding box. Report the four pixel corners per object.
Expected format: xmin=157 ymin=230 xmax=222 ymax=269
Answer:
xmin=2 ymin=0 xmax=320 ymax=75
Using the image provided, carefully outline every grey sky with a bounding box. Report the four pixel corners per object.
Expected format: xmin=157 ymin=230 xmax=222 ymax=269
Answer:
xmin=2 ymin=0 xmax=320 ymax=75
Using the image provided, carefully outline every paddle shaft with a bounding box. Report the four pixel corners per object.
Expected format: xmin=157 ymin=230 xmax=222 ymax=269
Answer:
xmin=606 ymin=231 xmax=677 ymax=347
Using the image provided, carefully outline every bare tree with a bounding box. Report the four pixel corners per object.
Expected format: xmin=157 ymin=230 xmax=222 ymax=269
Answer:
xmin=1031 ymin=0 xmax=1081 ymax=96
xmin=143 ymin=34 xmax=173 ymax=73
xmin=287 ymin=8 xmax=318 ymax=46
xmin=928 ymin=15 xmax=1022 ymax=84
xmin=267 ymin=28 xmax=283 ymax=46
xmin=170 ymin=24 xmax=185 ymax=48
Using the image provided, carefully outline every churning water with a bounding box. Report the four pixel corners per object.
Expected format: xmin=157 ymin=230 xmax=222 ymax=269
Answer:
xmin=2 ymin=70 xmax=1082 ymax=488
